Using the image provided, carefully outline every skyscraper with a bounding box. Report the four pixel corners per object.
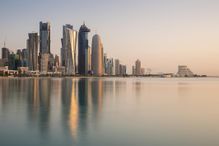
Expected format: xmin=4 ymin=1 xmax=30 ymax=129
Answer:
xmin=21 ymin=48 xmax=28 ymax=67
xmin=39 ymin=22 xmax=51 ymax=54
xmin=115 ymin=59 xmax=120 ymax=75
xmin=135 ymin=59 xmax=141 ymax=76
xmin=78 ymin=23 xmax=90 ymax=75
xmin=91 ymin=34 xmax=104 ymax=76
xmin=105 ymin=58 xmax=114 ymax=75
xmin=1 ymin=47 xmax=10 ymax=60
xmin=40 ymin=53 xmax=49 ymax=74
xmin=61 ymin=24 xmax=77 ymax=75
xmin=27 ymin=33 xmax=39 ymax=71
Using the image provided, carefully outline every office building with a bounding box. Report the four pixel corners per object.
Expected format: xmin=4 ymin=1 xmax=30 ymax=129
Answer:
xmin=27 ymin=33 xmax=39 ymax=71
xmin=2 ymin=47 xmax=10 ymax=60
xmin=115 ymin=59 xmax=120 ymax=75
xmin=21 ymin=49 xmax=28 ymax=67
xmin=119 ymin=64 xmax=127 ymax=76
xmin=135 ymin=59 xmax=141 ymax=76
xmin=40 ymin=53 xmax=49 ymax=74
xmin=39 ymin=21 xmax=51 ymax=54
xmin=61 ymin=24 xmax=77 ymax=75
xmin=91 ymin=34 xmax=104 ymax=76
xmin=78 ymin=23 xmax=90 ymax=75
xmin=105 ymin=58 xmax=114 ymax=75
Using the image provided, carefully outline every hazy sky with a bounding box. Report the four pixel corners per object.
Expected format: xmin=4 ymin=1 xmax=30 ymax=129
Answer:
xmin=1 ymin=0 xmax=219 ymax=75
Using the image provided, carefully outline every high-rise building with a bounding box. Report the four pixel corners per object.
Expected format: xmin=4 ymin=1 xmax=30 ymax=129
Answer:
xmin=8 ymin=52 xmax=16 ymax=70
xmin=48 ymin=53 xmax=55 ymax=72
xmin=2 ymin=47 xmax=10 ymax=60
xmin=40 ymin=21 xmax=51 ymax=54
xmin=104 ymin=53 xmax=107 ymax=73
xmin=21 ymin=49 xmax=28 ymax=67
xmin=105 ymin=58 xmax=114 ymax=75
xmin=135 ymin=59 xmax=141 ymax=76
xmin=78 ymin=23 xmax=90 ymax=75
xmin=27 ymin=33 xmax=39 ymax=71
xmin=54 ymin=55 xmax=60 ymax=68
xmin=40 ymin=53 xmax=49 ymax=74
xmin=115 ymin=59 xmax=120 ymax=75
xmin=61 ymin=24 xmax=77 ymax=75
xmin=119 ymin=64 xmax=127 ymax=76
xmin=39 ymin=22 xmax=51 ymax=73
xmin=87 ymin=46 xmax=92 ymax=72
xmin=132 ymin=66 xmax=136 ymax=75
xmin=91 ymin=34 xmax=104 ymax=76
xmin=1 ymin=46 xmax=10 ymax=66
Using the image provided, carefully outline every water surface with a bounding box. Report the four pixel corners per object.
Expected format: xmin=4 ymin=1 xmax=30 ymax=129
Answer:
xmin=0 ymin=77 xmax=219 ymax=146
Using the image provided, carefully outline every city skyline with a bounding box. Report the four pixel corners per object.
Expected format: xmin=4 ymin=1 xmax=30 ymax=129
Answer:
xmin=1 ymin=0 xmax=219 ymax=75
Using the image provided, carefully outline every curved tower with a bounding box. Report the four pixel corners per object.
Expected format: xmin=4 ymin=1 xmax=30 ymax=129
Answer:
xmin=91 ymin=34 xmax=104 ymax=76
xmin=61 ymin=24 xmax=77 ymax=75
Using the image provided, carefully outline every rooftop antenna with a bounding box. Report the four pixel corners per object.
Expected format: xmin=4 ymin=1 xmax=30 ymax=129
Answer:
xmin=3 ymin=36 xmax=6 ymax=47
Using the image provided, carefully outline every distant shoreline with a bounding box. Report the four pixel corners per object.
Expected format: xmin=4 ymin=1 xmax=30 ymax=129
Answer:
xmin=0 ymin=75 xmax=214 ymax=79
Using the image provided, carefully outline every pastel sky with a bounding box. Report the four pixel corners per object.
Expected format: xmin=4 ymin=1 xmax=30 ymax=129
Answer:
xmin=1 ymin=0 xmax=219 ymax=75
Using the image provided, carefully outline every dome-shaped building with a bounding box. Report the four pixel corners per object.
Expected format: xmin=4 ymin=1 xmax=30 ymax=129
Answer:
xmin=91 ymin=34 xmax=104 ymax=76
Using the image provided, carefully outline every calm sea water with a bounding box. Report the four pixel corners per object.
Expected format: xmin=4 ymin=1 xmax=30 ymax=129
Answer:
xmin=0 ymin=77 xmax=219 ymax=146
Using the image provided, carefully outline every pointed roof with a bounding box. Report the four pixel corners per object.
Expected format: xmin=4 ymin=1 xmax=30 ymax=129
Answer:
xmin=79 ymin=22 xmax=90 ymax=32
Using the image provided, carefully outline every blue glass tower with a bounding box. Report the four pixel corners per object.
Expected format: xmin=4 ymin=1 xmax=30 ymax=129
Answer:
xmin=78 ymin=23 xmax=90 ymax=75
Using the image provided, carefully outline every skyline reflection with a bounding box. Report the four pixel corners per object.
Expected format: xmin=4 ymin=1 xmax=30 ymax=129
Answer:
xmin=2 ymin=78 xmax=219 ymax=146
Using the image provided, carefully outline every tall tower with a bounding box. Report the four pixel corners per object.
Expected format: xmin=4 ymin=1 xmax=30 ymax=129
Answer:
xmin=115 ymin=59 xmax=120 ymax=75
xmin=40 ymin=21 xmax=51 ymax=54
xmin=27 ymin=33 xmax=39 ymax=71
xmin=61 ymin=24 xmax=77 ymax=75
xmin=91 ymin=34 xmax=104 ymax=76
xmin=135 ymin=59 xmax=141 ymax=75
xmin=78 ymin=23 xmax=90 ymax=75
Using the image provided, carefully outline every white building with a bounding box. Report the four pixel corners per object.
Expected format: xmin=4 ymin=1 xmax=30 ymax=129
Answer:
xmin=177 ymin=65 xmax=194 ymax=77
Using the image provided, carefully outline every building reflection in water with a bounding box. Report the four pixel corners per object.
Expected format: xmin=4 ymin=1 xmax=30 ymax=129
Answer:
xmin=27 ymin=78 xmax=52 ymax=137
xmin=61 ymin=78 xmax=78 ymax=141
xmin=0 ymin=78 xmax=106 ymax=143
xmin=61 ymin=78 xmax=104 ymax=142
xmin=115 ymin=80 xmax=127 ymax=97
xmin=133 ymin=80 xmax=142 ymax=97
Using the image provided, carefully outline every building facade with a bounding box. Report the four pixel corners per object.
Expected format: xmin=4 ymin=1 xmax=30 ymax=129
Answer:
xmin=105 ymin=58 xmax=114 ymax=75
xmin=177 ymin=65 xmax=194 ymax=77
xmin=40 ymin=53 xmax=49 ymax=74
xmin=2 ymin=47 xmax=10 ymax=60
xmin=78 ymin=23 xmax=90 ymax=75
xmin=115 ymin=59 xmax=120 ymax=75
xmin=135 ymin=59 xmax=141 ymax=76
xmin=27 ymin=33 xmax=39 ymax=71
xmin=91 ymin=34 xmax=104 ymax=76
xmin=39 ymin=22 xmax=51 ymax=73
xmin=40 ymin=22 xmax=51 ymax=54
xmin=61 ymin=24 xmax=77 ymax=75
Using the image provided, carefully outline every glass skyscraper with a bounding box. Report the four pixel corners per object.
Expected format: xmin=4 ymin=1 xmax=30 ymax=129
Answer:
xmin=61 ymin=24 xmax=77 ymax=75
xmin=78 ymin=23 xmax=90 ymax=75
xmin=39 ymin=22 xmax=51 ymax=54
